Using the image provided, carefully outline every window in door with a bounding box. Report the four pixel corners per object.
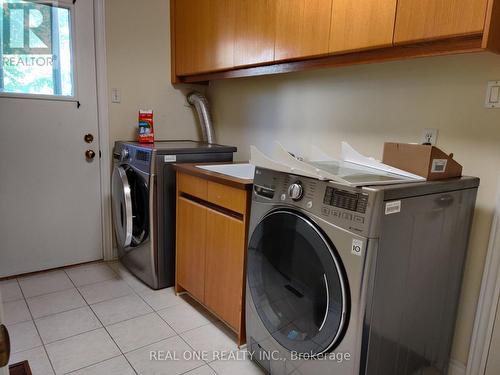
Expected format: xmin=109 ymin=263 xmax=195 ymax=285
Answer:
xmin=0 ymin=0 xmax=74 ymax=97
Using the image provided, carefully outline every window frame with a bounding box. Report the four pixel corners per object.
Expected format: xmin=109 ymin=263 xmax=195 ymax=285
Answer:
xmin=0 ymin=0 xmax=77 ymax=101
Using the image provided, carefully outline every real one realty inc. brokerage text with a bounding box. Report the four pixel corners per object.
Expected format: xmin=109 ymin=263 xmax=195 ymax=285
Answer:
xmin=149 ymin=350 xmax=352 ymax=363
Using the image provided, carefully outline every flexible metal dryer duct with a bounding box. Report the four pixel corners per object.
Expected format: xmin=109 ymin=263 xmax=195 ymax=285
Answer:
xmin=187 ymin=91 xmax=216 ymax=144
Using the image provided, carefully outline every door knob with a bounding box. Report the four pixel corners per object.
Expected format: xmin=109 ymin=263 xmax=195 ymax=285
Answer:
xmin=0 ymin=324 xmax=10 ymax=367
xmin=84 ymin=133 xmax=94 ymax=143
xmin=85 ymin=149 xmax=96 ymax=161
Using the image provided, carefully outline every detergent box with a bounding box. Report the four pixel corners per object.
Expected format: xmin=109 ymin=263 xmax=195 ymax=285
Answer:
xmin=138 ymin=110 xmax=154 ymax=143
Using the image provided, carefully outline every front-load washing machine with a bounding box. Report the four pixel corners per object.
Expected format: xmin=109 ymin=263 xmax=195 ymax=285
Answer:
xmin=112 ymin=140 xmax=236 ymax=290
xmin=246 ymin=167 xmax=479 ymax=375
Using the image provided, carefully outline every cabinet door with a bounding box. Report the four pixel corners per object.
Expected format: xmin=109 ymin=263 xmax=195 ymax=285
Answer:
xmin=176 ymin=197 xmax=207 ymax=302
xmin=330 ymin=0 xmax=397 ymax=53
xmin=394 ymin=0 xmax=489 ymax=44
xmin=204 ymin=209 xmax=246 ymax=331
xmin=234 ymin=0 xmax=276 ymax=67
xmin=174 ymin=0 xmax=235 ymax=75
xmin=275 ymin=0 xmax=333 ymax=60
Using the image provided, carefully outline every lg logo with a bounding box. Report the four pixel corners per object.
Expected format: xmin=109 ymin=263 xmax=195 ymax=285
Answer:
xmin=2 ymin=2 xmax=52 ymax=54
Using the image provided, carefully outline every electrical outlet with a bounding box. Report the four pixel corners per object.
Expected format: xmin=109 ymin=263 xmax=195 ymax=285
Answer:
xmin=111 ymin=88 xmax=121 ymax=103
xmin=421 ymin=128 xmax=438 ymax=145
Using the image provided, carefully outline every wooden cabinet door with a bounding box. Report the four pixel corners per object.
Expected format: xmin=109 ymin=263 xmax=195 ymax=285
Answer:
xmin=330 ymin=0 xmax=397 ymax=53
xmin=275 ymin=0 xmax=333 ymax=60
xmin=176 ymin=197 xmax=207 ymax=302
xmin=204 ymin=208 xmax=246 ymax=331
xmin=174 ymin=0 xmax=236 ymax=75
xmin=394 ymin=0 xmax=489 ymax=44
xmin=234 ymin=0 xmax=276 ymax=67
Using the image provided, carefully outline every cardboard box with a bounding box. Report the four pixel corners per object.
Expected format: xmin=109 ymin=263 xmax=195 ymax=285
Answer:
xmin=382 ymin=143 xmax=463 ymax=180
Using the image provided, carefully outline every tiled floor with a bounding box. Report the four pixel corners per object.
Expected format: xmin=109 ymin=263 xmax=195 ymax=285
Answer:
xmin=1 ymin=262 xmax=264 ymax=375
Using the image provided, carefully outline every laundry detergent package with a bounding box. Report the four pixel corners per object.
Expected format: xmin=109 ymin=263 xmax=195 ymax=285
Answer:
xmin=138 ymin=110 xmax=154 ymax=143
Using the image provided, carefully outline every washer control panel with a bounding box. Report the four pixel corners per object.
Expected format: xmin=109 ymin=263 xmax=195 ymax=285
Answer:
xmin=113 ymin=143 xmax=152 ymax=174
xmin=323 ymin=187 xmax=368 ymax=214
xmin=253 ymin=167 xmax=372 ymax=235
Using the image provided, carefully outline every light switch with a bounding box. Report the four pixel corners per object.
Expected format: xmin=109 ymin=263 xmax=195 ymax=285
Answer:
xmin=489 ymin=86 xmax=500 ymax=103
xmin=111 ymin=88 xmax=121 ymax=103
xmin=485 ymin=81 xmax=500 ymax=108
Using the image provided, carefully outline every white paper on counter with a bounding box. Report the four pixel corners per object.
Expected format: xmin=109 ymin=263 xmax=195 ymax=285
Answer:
xmin=250 ymin=145 xmax=319 ymax=179
xmin=340 ymin=142 xmax=425 ymax=180
xmin=251 ymin=141 xmax=426 ymax=186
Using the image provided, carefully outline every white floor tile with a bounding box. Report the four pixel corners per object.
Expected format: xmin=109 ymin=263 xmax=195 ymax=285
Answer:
xmin=105 ymin=262 xmax=129 ymax=277
xmin=181 ymin=322 xmax=238 ymax=362
xmin=157 ymin=298 xmax=214 ymax=333
xmin=19 ymin=271 xmax=74 ymax=298
xmin=78 ymin=279 xmax=132 ymax=305
xmin=8 ymin=321 xmax=42 ymax=353
xmin=210 ymin=355 xmax=265 ymax=375
xmin=68 ymin=356 xmax=135 ymax=375
xmin=35 ymin=306 xmax=102 ymax=344
xmin=0 ymin=279 xmax=23 ymax=302
xmin=90 ymin=294 xmax=152 ymax=326
xmin=186 ymin=365 xmax=217 ymax=375
xmin=3 ymin=299 xmax=32 ymax=325
xmin=105 ymin=261 xmax=121 ymax=273
xmin=45 ymin=328 xmax=120 ymax=375
xmin=107 ymin=261 xmax=155 ymax=293
xmin=126 ymin=335 xmax=205 ymax=375
xmin=66 ymin=263 xmax=118 ymax=287
xmin=123 ymin=274 xmax=153 ymax=293
xmin=9 ymin=346 xmax=55 ymax=375
xmin=140 ymin=287 xmax=186 ymax=311
xmin=27 ymin=288 xmax=86 ymax=319
xmin=107 ymin=312 xmax=176 ymax=353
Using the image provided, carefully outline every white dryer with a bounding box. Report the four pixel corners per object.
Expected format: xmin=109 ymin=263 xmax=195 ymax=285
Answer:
xmin=246 ymin=167 xmax=479 ymax=375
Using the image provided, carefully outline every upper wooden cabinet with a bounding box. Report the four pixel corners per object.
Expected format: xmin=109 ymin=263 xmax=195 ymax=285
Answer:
xmin=171 ymin=0 xmax=500 ymax=83
xmin=275 ymin=0 xmax=332 ymax=61
xmin=234 ymin=0 xmax=276 ymax=67
xmin=329 ymin=0 xmax=397 ymax=53
xmin=394 ymin=0 xmax=489 ymax=43
xmin=174 ymin=0 xmax=236 ymax=75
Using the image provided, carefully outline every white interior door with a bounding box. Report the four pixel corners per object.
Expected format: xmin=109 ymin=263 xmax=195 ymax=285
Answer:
xmin=0 ymin=0 xmax=102 ymax=277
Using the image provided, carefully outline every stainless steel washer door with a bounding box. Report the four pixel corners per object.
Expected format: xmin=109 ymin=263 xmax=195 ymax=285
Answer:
xmin=247 ymin=209 xmax=350 ymax=356
xmin=112 ymin=165 xmax=133 ymax=248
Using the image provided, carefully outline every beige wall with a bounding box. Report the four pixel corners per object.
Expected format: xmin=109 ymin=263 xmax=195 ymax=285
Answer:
xmin=105 ymin=0 xmax=204 ymax=149
xmin=208 ymin=53 xmax=500 ymax=364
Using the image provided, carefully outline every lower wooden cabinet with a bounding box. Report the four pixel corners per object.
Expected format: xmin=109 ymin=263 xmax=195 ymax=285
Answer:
xmin=175 ymin=167 xmax=252 ymax=345
xmin=176 ymin=197 xmax=207 ymax=302
xmin=205 ymin=208 xmax=246 ymax=331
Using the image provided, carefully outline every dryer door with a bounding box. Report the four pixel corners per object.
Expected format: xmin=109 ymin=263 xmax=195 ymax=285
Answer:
xmin=112 ymin=165 xmax=149 ymax=249
xmin=247 ymin=210 xmax=350 ymax=356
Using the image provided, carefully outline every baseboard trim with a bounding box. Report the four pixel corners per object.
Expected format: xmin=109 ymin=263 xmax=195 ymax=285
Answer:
xmin=449 ymin=359 xmax=466 ymax=375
